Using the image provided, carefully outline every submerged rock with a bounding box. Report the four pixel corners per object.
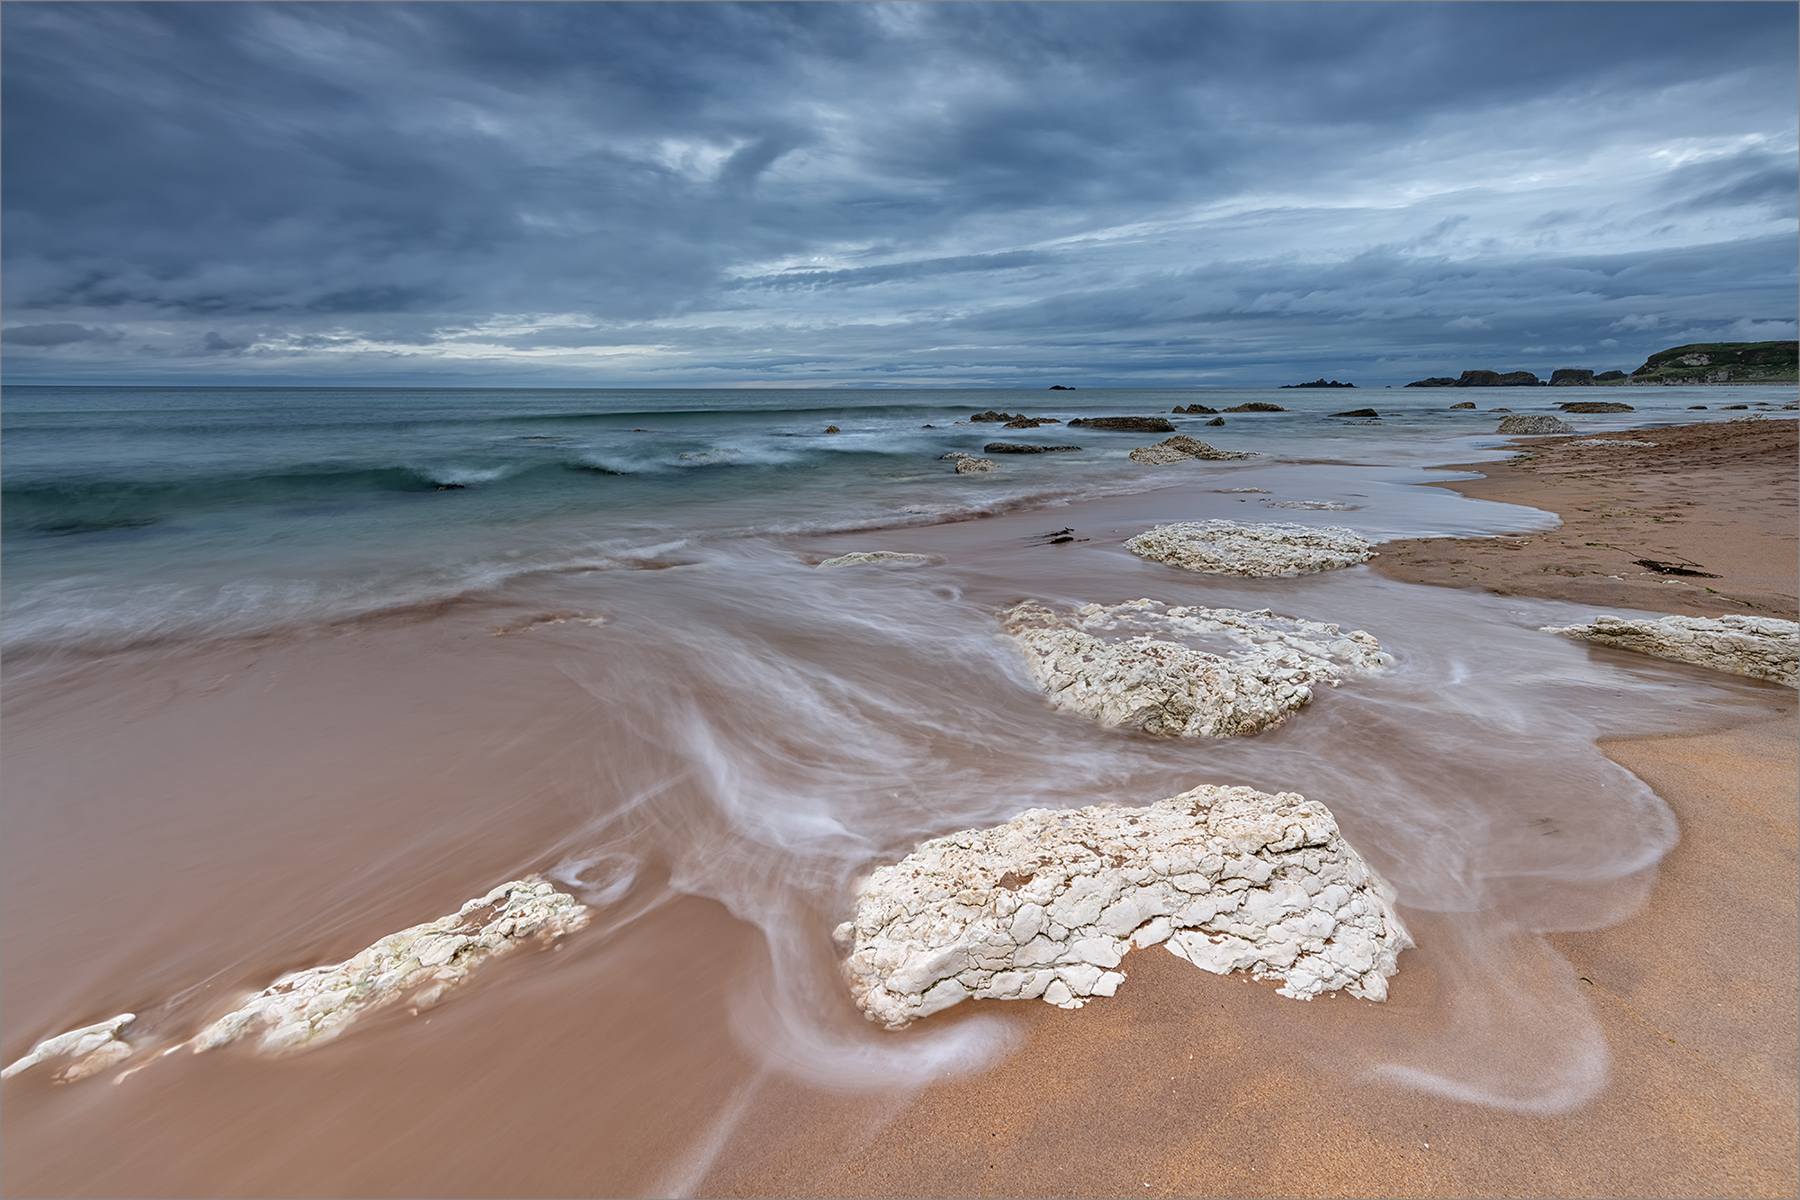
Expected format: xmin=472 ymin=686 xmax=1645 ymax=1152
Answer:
xmin=1497 ymin=414 xmax=1576 ymax=434
xmin=1 ymin=1014 xmax=137 ymax=1083
xmin=1542 ymin=614 xmax=1798 ymax=688
xmin=1126 ymin=520 xmax=1376 ymax=577
xmin=983 ymin=442 xmax=1081 ymax=454
xmin=839 ymin=783 xmax=1412 ymax=1028
xmin=1557 ymin=401 xmax=1635 ymax=413
xmin=1449 ymin=401 xmax=1477 ymax=408
xmin=1067 ymin=416 xmax=1176 ymax=432
xmin=1223 ymin=402 xmax=1286 ymax=413
xmin=1127 ymin=435 xmax=1257 ymax=464
xmin=818 ymin=552 xmax=934 ymax=567
xmin=1000 ymin=599 xmax=1391 ymax=739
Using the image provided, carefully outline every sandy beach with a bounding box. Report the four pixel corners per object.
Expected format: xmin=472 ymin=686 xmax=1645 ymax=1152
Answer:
xmin=3 ymin=415 xmax=1795 ymax=1199
xmin=1374 ymin=419 xmax=1799 ymax=620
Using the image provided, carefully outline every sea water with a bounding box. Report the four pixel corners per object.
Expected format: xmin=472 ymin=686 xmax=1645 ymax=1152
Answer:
xmin=4 ymin=383 xmax=1773 ymax=655
xmin=2 ymin=384 xmax=1793 ymax=1193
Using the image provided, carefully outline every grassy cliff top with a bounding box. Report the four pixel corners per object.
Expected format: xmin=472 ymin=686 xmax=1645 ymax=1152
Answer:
xmin=1628 ymin=340 xmax=1797 ymax=384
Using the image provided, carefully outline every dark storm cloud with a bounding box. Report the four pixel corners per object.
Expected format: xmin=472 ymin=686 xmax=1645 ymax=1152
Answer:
xmin=3 ymin=2 xmax=1794 ymax=384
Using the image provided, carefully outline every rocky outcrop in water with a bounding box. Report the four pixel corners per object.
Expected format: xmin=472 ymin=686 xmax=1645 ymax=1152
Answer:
xmin=1223 ymin=402 xmax=1286 ymax=412
xmin=1127 ymin=435 xmax=1258 ymax=464
xmin=838 ymin=783 xmax=1412 ymax=1028
xmin=1067 ymin=416 xmax=1176 ymax=432
xmin=1550 ymin=369 xmax=1595 ymax=386
xmin=1281 ymin=380 xmax=1355 ymax=389
xmin=1126 ymin=520 xmax=1376 ymax=576
xmin=1542 ymin=614 xmax=1799 ymax=688
xmin=983 ymin=442 xmax=1081 ymax=454
xmin=1173 ymin=404 xmax=1219 ymax=414
xmin=1557 ymin=401 xmax=1634 ymax=413
xmin=819 ymin=552 xmax=934 ymax=567
xmin=1000 ymin=599 xmax=1391 ymax=739
xmin=1497 ymin=414 xmax=1576 ymax=434
xmin=1409 ymin=370 xmax=1543 ymax=387
xmin=941 ymin=452 xmax=999 ymax=473
xmin=1 ymin=878 xmax=590 ymax=1084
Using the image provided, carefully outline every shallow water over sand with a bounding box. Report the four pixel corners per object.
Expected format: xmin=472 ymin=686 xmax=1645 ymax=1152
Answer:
xmin=4 ymin=447 xmax=1789 ymax=1194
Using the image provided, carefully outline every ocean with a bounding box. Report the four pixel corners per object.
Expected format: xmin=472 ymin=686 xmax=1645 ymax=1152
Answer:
xmin=3 ymin=384 xmax=1793 ymax=1193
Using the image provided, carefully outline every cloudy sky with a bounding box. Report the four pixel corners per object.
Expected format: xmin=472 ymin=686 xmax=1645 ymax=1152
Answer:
xmin=4 ymin=1 xmax=1795 ymax=387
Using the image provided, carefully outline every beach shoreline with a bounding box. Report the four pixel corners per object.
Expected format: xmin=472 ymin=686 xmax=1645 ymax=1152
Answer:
xmin=3 ymin=412 xmax=1796 ymax=1198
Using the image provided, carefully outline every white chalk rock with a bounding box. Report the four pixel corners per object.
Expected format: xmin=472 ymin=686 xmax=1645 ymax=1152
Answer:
xmin=1001 ymin=599 xmax=1390 ymax=738
xmin=818 ymin=552 xmax=934 ymax=568
xmin=191 ymin=877 xmax=588 ymax=1055
xmin=1 ymin=1013 xmax=137 ymax=1083
xmin=842 ymin=784 xmax=1411 ymax=1028
xmin=1497 ymin=414 xmax=1576 ymax=434
xmin=1125 ymin=520 xmax=1375 ymax=577
xmin=941 ymin=451 xmax=1000 ymax=474
xmin=1543 ymin=614 xmax=1799 ymax=688
xmin=1128 ymin=436 xmax=1257 ymax=465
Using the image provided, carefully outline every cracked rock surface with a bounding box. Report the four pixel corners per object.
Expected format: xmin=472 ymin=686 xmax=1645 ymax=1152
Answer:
xmin=1001 ymin=600 xmax=1391 ymax=738
xmin=1543 ymin=613 xmax=1799 ymax=688
xmin=1126 ymin=520 xmax=1375 ymax=576
xmin=840 ymin=784 xmax=1411 ymax=1028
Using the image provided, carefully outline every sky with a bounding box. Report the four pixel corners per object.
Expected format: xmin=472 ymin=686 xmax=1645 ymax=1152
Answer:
xmin=3 ymin=1 xmax=1795 ymax=388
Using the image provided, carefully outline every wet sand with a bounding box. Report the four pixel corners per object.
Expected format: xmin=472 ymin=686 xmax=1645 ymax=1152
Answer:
xmin=4 ymin=419 xmax=1796 ymax=1198
xmin=697 ymin=709 xmax=1798 ymax=1199
xmin=1374 ymin=419 xmax=1799 ymax=619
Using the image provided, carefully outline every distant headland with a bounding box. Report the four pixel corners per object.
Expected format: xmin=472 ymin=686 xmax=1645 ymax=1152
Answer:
xmin=1403 ymin=340 xmax=1797 ymax=388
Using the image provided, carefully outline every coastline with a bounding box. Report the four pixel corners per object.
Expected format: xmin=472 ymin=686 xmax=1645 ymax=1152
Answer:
xmin=3 ymin=411 xmax=1796 ymax=1198
xmin=1373 ymin=419 xmax=1799 ymax=619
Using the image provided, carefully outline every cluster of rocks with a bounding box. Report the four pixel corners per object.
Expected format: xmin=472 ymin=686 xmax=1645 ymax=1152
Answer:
xmin=1128 ymin=435 xmax=1258 ymax=465
xmin=1067 ymin=416 xmax=1176 ymax=432
xmin=818 ymin=551 xmax=934 ymax=568
xmin=838 ymin=783 xmax=1413 ymax=1027
xmin=970 ymin=410 xmax=1063 ymax=428
xmin=1546 ymin=369 xmax=1629 ymax=386
xmin=983 ymin=442 xmax=1082 ymax=454
xmin=1542 ymin=614 xmax=1799 ymax=688
xmin=941 ymin=451 xmax=999 ymax=474
xmin=1280 ymin=379 xmax=1356 ymax=389
xmin=1000 ymin=599 xmax=1392 ymax=739
xmin=1126 ymin=520 xmax=1376 ymax=577
xmin=1408 ymin=370 xmax=1559 ymax=388
xmin=2 ymin=878 xmax=591 ymax=1084
xmin=1497 ymin=414 xmax=1577 ymax=435
xmin=1172 ymin=404 xmax=1218 ymax=414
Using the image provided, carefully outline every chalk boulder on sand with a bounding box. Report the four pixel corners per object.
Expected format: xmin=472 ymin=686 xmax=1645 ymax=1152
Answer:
xmin=1 ymin=1014 xmax=137 ymax=1084
xmin=1128 ymin=435 xmax=1258 ymax=464
xmin=1542 ymin=614 xmax=1799 ymax=688
xmin=2 ymin=878 xmax=590 ymax=1083
xmin=192 ymin=877 xmax=589 ymax=1054
xmin=1497 ymin=414 xmax=1577 ymax=434
xmin=839 ymin=784 xmax=1412 ymax=1028
xmin=1126 ymin=520 xmax=1375 ymax=576
xmin=1000 ymin=599 xmax=1391 ymax=738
